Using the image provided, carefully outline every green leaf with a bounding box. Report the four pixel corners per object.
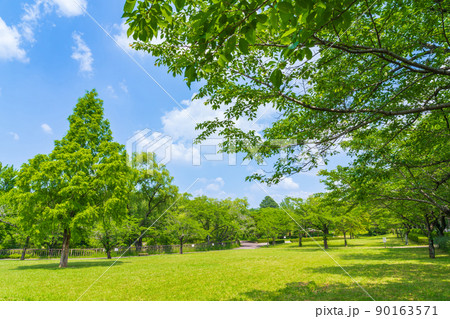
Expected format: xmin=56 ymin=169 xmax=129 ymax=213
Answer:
xmin=256 ymin=14 xmax=268 ymax=24
xmin=281 ymin=28 xmax=297 ymax=39
xmin=269 ymin=69 xmax=283 ymax=89
xmin=245 ymin=27 xmax=256 ymax=44
xmin=225 ymin=35 xmax=237 ymax=54
xmin=238 ymin=38 xmax=249 ymax=54
xmin=123 ymin=0 xmax=137 ymax=13
xmin=278 ymin=1 xmax=293 ymax=13
xmin=126 ymin=26 xmax=134 ymax=38
xmin=174 ymin=0 xmax=186 ymax=11
xmin=304 ymin=47 xmax=313 ymax=60
xmin=288 ymin=41 xmax=299 ymax=50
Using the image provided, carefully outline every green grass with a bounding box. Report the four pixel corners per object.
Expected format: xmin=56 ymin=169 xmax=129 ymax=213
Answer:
xmin=0 ymin=235 xmax=448 ymax=301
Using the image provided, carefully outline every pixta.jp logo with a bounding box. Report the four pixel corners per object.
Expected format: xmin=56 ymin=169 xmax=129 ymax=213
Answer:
xmin=126 ymin=129 xmax=172 ymax=165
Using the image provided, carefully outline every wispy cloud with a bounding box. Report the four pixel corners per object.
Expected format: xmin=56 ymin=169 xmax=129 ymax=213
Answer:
xmin=106 ymin=85 xmax=117 ymax=99
xmin=41 ymin=123 xmax=53 ymax=134
xmin=0 ymin=0 xmax=88 ymax=62
xmin=119 ymin=80 xmax=128 ymax=94
xmin=71 ymin=31 xmax=93 ymax=74
xmin=9 ymin=132 xmax=20 ymax=141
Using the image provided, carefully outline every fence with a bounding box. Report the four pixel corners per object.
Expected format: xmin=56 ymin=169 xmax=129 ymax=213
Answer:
xmin=0 ymin=241 xmax=240 ymax=259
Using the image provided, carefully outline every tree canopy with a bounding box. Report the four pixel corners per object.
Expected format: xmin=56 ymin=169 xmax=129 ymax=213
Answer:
xmin=123 ymin=0 xmax=450 ymax=184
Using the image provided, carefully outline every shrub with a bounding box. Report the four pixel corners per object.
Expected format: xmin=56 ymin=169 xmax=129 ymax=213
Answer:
xmin=408 ymin=234 xmax=428 ymax=245
xmin=434 ymin=236 xmax=450 ymax=253
xmin=1 ymin=253 xmax=33 ymax=259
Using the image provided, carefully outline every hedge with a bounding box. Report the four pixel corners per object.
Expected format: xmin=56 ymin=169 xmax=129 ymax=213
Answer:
xmin=408 ymin=234 xmax=428 ymax=245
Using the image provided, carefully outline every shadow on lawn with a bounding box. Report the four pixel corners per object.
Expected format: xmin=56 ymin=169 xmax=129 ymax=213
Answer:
xmin=338 ymin=248 xmax=450 ymax=262
xmin=231 ymin=281 xmax=373 ymax=301
xmin=233 ymin=251 xmax=449 ymax=301
xmin=12 ymin=259 xmax=126 ymax=270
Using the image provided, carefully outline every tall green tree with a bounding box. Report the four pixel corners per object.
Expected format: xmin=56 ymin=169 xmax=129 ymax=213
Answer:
xmin=129 ymin=152 xmax=179 ymax=250
xmin=259 ymin=196 xmax=279 ymax=209
xmin=166 ymin=195 xmax=206 ymax=254
xmin=15 ymin=90 xmax=130 ymax=267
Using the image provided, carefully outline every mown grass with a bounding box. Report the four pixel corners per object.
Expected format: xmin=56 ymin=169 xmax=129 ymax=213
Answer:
xmin=0 ymin=235 xmax=448 ymax=301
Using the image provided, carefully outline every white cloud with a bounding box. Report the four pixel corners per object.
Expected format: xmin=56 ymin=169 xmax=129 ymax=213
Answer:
xmin=0 ymin=1 xmax=87 ymax=63
xmin=248 ymin=178 xmax=311 ymax=205
xmin=41 ymin=123 xmax=53 ymax=134
xmin=9 ymin=132 xmax=20 ymax=141
xmin=170 ymin=142 xmax=200 ymax=164
xmin=159 ymin=96 xmax=277 ymax=166
xmin=52 ymin=0 xmax=87 ymax=17
xmin=205 ymin=177 xmax=225 ymax=192
xmin=192 ymin=177 xmax=231 ymax=199
xmin=71 ymin=32 xmax=93 ymax=74
xmin=20 ymin=0 xmax=54 ymax=43
xmin=119 ymin=80 xmax=128 ymax=94
xmin=0 ymin=18 xmax=28 ymax=62
xmin=162 ymin=96 xmax=277 ymax=142
xmin=277 ymin=177 xmax=300 ymax=191
xmin=106 ymin=85 xmax=117 ymax=98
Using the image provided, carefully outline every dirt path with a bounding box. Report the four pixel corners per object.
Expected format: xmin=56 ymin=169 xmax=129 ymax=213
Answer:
xmin=235 ymin=241 xmax=268 ymax=249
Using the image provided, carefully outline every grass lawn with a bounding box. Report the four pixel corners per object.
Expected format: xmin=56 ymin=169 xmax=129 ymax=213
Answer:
xmin=0 ymin=235 xmax=448 ymax=301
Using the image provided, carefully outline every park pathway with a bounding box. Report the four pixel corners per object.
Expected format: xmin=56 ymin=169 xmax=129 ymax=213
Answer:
xmin=235 ymin=241 xmax=268 ymax=249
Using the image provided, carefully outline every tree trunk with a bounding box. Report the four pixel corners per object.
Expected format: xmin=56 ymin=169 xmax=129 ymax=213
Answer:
xmin=20 ymin=236 xmax=30 ymax=260
xmin=343 ymin=231 xmax=347 ymax=247
xmin=428 ymin=235 xmax=435 ymax=258
xmin=323 ymin=226 xmax=329 ymax=249
xmin=135 ymin=236 xmax=143 ymax=252
xmin=272 ymin=237 xmax=276 ymax=246
xmin=59 ymin=228 xmax=71 ymax=268
xmin=405 ymin=229 xmax=409 ymax=245
xmin=106 ymin=250 xmax=112 ymax=259
xmin=298 ymin=230 xmax=302 ymax=247
xmin=425 ymin=214 xmax=435 ymax=259
xmin=179 ymin=236 xmax=184 ymax=254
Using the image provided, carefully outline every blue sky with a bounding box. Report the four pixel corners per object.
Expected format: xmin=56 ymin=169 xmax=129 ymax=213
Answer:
xmin=0 ymin=0 xmax=349 ymax=207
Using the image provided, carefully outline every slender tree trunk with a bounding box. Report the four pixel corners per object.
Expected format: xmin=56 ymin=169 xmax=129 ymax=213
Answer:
xmin=405 ymin=229 xmax=410 ymax=245
xmin=298 ymin=230 xmax=302 ymax=247
xmin=426 ymin=214 xmax=435 ymax=259
xmin=59 ymin=228 xmax=71 ymax=268
xmin=323 ymin=226 xmax=329 ymax=249
xmin=20 ymin=236 xmax=30 ymax=260
xmin=428 ymin=234 xmax=435 ymax=258
xmin=343 ymin=231 xmax=347 ymax=247
xmin=106 ymin=250 xmax=112 ymax=259
xmin=272 ymin=237 xmax=276 ymax=246
xmin=135 ymin=236 xmax=143 ymax=252
xmin=179 ymin=236 xmax=184 ymax=254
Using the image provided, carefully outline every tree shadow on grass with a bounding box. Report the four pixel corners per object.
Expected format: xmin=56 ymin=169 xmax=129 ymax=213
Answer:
xmin=230 ymin=281 xmax=374 ymax=301
xmin=303 ymin=262 xmax=450 ymax=300
xmin=12 ymin=259 xmax=126 ymax=270
xmin=337 ymin=248 xmax=450 ymax=262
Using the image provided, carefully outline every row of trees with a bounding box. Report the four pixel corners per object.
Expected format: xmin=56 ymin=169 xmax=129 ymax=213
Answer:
xmin=1 ymin=89 xmax=447 ymax=266
xmin=0 ymin=91 xmax=254 ymax=266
